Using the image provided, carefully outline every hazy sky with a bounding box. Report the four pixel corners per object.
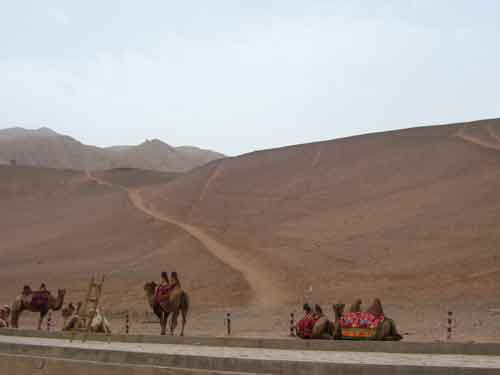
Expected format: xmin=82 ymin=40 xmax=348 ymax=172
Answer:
xmin=1 ymin=1 xmax=499 ymax=155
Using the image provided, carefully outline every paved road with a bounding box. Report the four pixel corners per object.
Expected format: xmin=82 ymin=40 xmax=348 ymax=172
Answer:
xmin=1 ymin=335 xmax=500 ymax=369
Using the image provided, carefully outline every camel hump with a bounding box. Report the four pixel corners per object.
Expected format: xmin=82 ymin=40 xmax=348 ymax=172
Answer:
xmin=169 ymin=286 xmax=183 ymax=300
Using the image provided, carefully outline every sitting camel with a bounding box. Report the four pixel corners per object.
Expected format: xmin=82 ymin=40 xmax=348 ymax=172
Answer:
xmin=0 ymin=305 xmax=11 ymax=328
xmin=144 ymin=280 xmax=189 ymax=336
xmin=61 ymin=302 xmax=77 ymax=325
xmin=311 ymin=304 xmax=334 ymax=339
xmin=11 ymin=288 xmax=66 ymax=329
xmin=296 ymin=304 xmax=333 ymax=339
xmin=61 ymin=302 xmax=111 ymax=334
xmin=332 ymin=298 xmax=402 ymax=341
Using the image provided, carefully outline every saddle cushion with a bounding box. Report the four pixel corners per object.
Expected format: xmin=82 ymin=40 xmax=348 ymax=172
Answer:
xmin=340 ymin=312 xmax=384 ymax=339
xmin=30 ymin=291 xmax=50 ymax=309
xmin=155 ymin=285 xmax=174 ymax=304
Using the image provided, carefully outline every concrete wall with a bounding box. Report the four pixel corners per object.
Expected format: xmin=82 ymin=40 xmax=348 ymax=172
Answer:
xmin=1 ymin=341 xmax=499 ymax=375
xmin=2 ymin=328 xmax=500 ymax=355
xmin=0 ymin=353 xmax=261 ymax=375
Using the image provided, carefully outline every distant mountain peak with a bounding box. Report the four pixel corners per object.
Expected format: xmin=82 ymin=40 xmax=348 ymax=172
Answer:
xmin=0 ymin=127 xmax=224 ymax=172
xmin=139 ymin=138 xmax=174 ymax=150
xmin=36 ymin=126 xmax=60 ymax=136
xmin=0 ymin=126 xmax=60 ymax=137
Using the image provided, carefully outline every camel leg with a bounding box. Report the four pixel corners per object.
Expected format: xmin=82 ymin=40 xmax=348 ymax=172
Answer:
xmin=385 ymin=319 xmax=403 ymax=341
xmin=160 ymin=312 xmax=167 ymax=335
xmin=377 ymin=319 xmax=402 ymax=341
xmin=180 ymin=306 xmax=187 ymax=337
xmin=12 ymin=307 xmax=23 ymax=329
xmin=170 ymin=311 xmax=179 ymax=336
xmin=10 ymin=311 xmax=17 ymax=328
xmin=38 ymin=311 xmax=46 ymax=330
xmin=333 ymin=322 xmax=342 ymax=340
xmin=162 ymin=312 xmax=171 ymax=336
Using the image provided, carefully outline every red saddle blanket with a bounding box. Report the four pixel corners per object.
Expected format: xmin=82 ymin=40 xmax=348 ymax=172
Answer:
xmin=155 ymin=285 xmax=173 ymax=304
xmin=297 ymin=317 xmax=315 ymax=339
xmin=30 ymin=291 xmax=50 ymax=309
xmin=340 ymin=312 xmax=384 ymax=329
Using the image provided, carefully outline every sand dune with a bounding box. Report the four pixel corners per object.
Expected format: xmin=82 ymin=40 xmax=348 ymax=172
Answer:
xmin=0 ymin=165 xmax=249 ymax=314
xmin=142 ymin=118 xmax=500 ymax=305
xmin=2 ymin=119 xmax=500 ymax=325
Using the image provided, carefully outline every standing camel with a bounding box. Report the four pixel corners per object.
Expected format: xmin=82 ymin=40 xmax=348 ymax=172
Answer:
xmin=11 ymin=289 xmax=66 ymax=329
xmin=144 ymin=281 xmax=189 ymax=336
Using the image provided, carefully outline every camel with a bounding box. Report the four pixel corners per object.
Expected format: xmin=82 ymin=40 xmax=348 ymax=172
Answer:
xmin=0 ymin=305 xmax=10 ymax=328
xmin=311 ymin=304 xmax=334 ymax=339
xmin=144 ymin=281 xmax=189 ymax=336
xmin=61 ymin=302 xmax=77 ymax=325
xmin=332 ymin=299 xmax=402 ymax=341
xmin=11 ymin=289 xmax=66 ymax=329
xmin=61 ymin=302 xmax=111 ymax=334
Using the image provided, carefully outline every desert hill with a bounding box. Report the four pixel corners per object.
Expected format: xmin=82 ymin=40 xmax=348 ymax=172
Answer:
xmin=2 ymin=119 xmax=500 ymax=338
xmin=0 ymin=165 xmax=248 ymax=313
xmin=141 ymin=118 xmax=500 ymax=306
xmin=0 ymin=127 xmax=224 ymax=172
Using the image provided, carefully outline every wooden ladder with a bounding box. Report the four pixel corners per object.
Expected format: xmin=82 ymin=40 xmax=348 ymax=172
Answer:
xmin=71 ymin=275 xmax=106 ymax=342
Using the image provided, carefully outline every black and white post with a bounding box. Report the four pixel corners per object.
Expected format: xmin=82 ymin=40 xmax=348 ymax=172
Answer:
xmin=225 ymin=312 xmax=231 ymax=336
xmin=290 ymin=313 xmax=295 ymax=336
xmin=447 ymin=311 xmax=453 ymax=340
xmin=47 ymin=311 xmax=52 ymax=332
xmin=125 ymin=311 xmax=130 ymax=335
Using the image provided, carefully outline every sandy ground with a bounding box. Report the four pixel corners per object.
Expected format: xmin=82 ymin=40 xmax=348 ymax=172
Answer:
xmin=9 ymin=302 xmax=500 ymax=343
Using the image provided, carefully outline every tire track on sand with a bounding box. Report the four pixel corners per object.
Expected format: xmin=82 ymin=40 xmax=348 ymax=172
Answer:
xmin=85 ymin=170 xmax=286 ymax=305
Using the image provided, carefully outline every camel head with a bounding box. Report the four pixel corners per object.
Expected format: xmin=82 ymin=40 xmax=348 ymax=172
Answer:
xmin=0 ymin=305 xmax=10 ymax=320
xmin=144 ymin=281 xmax=157 ymax=296
xmin=332 ymin=303 xmax=346 ymax=319
xmin=50 ymin=289 xmax=66 ymax=311
xmin=61 ymin=303 xmax=76 ymax=319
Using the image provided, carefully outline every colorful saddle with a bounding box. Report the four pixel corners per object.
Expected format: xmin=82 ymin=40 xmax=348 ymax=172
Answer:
xmin=155 ymin=285 xmax=174 ymax=304
xmin=340 ymin=312 xmax=385 ymax=339
xmin=30 ymin=291 xmax=50 ymax=310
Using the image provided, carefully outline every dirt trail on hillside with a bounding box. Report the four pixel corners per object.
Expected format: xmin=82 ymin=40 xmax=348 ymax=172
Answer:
xmin=86 ymin=170 xmax=286 ymax=305
xmin=199 ymin=162 xmax=223 ymax=201
xmin=455 ymin=126 xmax=500 ymax=151
xmin=488 ymin=124 xmax=500 ymax=144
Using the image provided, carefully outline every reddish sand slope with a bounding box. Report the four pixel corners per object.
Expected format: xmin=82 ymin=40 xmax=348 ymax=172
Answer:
xmin=2 ymin=119 xmax=500 ymax=322
xmin=142 ymin=119 xmax=500 ymax=306
xmin=0 ymin=166 xmax=249 ymax=314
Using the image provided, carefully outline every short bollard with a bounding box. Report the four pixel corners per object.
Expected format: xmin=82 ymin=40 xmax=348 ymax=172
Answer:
xmin=47 ymin=311 xmax=52 ymax=332
xmin=225 ymin=312 xmax=231 ymax=336
xmin=290 ymin=313 xmax=295 ymax=336
xmin=447 ymin=311 xmax=453 ymax=340
xmin=125 ymin=311 xmax=130 ymax=334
